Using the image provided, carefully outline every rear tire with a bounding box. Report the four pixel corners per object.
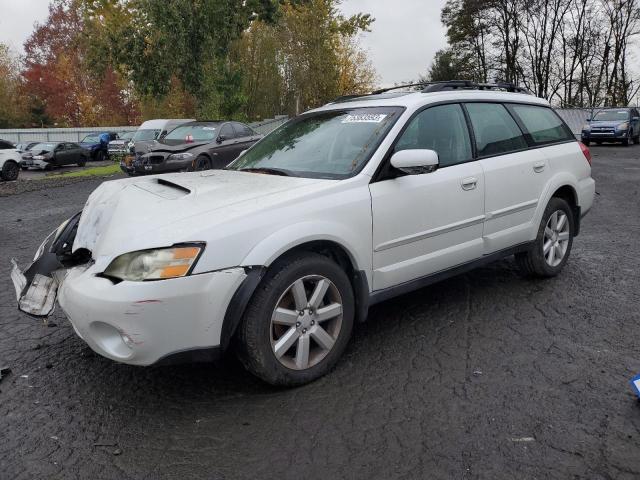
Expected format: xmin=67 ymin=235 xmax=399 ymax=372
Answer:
xmin=1 ymin=161 xmax=19 ymax=181
xmin=77 ymin=156 xmax=87 ymax=167
xmin=515 ymin=197 xmax=574 ymax=278
xmin=236 ymin=252 xmax=355 ymax=386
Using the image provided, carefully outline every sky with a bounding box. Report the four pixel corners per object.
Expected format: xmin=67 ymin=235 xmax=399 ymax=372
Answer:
xmin=0 ymin=0 xmax=448 ymax=87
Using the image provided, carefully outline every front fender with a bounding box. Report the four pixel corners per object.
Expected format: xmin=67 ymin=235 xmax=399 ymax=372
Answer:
xmin=240 ymin=220 xmax=373 ymax=287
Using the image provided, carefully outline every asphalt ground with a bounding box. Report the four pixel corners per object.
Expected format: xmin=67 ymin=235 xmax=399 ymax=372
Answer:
xmin=0 ymin=145 xmax=639 ymax=479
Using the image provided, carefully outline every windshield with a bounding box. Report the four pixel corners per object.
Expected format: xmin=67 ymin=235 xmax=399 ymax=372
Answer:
xmin=81 ymin=135 xmax=100 ymax=143
xmin=32 ymin=143 xmax=56 ymax=152
xmin=593 ymin=110 xmax=629 ymax=122
xmin=228 ymin=107 xmax=403 ymax=179
xmin=118 ymin=131 xmax=135 ymax=140
xmin=165 ymin=124 xmax=219 ymax=142
xmin=133 ymin=129 xmax=161 ymax=141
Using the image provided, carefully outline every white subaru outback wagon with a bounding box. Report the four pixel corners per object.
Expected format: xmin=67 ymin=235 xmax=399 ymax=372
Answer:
xmin=12 ymin=81 xmax=595 ymax=386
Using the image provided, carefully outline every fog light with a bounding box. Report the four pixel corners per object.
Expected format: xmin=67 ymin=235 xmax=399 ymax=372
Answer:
xmin=120 ymin=332 xmax=135 ymax=349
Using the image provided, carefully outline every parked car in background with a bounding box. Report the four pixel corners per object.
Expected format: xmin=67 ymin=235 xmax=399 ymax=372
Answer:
xmin=108 ymin=131 xmax=136 ymax=159
xmin=79 ymin=132 xmax=117 ymax=161
xmin=12 ymin=82 xmax=595 ymax=386
xmin=122 ymin=121 xmax=261 ymax=175
xmin=0 ymin=139 xmax=20 ymax=181
xmin=20 ymin=142 xmax=89 ymax=169
xmin=16 ymin=142 xmax=38 ymax=154
xmin=121 ymin=119 xmax=195 ymax=172
xmin=581 ymin=107 xmax=640 ymax=146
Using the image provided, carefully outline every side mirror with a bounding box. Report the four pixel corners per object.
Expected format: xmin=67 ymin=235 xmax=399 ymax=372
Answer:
xmin=586 ymin=117 xmax=591 ymax=122
xmin=390 ymin=149 xmax=439 ymax=175
xmin=217 ymin=135 xmax=226 ymax=143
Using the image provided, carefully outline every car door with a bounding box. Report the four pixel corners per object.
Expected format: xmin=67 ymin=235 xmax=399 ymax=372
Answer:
xmin=465 ymin=102 xmax=552 ymax=254
xmin=631 ymin=109 xmax=640 ymax=137
xmin=369 ymin=103 xmax=485 ymax=291
xmin=212 ymin=123 xmax=240 ymax=166
xmin=52 ymin=143 xmax=68 ymax=165
xmin=232 ymin=122 xmax=260 ymax=152
xmin=66 ymin=143 xmax=83 ymax=164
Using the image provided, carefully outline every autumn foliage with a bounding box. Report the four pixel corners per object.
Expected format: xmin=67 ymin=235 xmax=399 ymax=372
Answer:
xmin=1 ymin=0 xmax=377 ymax=128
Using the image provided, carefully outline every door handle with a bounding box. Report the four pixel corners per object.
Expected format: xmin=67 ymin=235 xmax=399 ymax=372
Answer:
xmin=533 ymin=162 xmax=546 ymax=173
xmin=461 ymin=177 xmax=478 ymax=191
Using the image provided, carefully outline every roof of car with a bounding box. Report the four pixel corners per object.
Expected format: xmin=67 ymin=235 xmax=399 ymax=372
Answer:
xmin=314 ymin=89 xmax=550 ymax=113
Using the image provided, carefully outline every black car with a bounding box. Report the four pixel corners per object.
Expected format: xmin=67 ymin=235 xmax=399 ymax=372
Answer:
xmin=21 ymin=142 xmax=89 ymax=170
xmin=122 ymin=121 xmax=262 ymax=175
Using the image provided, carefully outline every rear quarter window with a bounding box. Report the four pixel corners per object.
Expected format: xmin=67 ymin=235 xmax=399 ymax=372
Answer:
xmin=510 ymin=105 xmax=574 ymax=145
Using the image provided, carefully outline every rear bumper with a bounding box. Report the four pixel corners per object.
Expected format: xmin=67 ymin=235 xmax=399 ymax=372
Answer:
xmin=582 ymin=130 xmax=629 ymax=142
xmin=578 ymin=177 xmax=595 ymax=217
xmin=57 ymin=266 xmax=247 ymax=366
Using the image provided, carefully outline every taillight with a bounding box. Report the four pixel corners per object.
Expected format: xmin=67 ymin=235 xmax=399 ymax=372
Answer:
xmin=579 ymin=142 xmax=592 ymax=166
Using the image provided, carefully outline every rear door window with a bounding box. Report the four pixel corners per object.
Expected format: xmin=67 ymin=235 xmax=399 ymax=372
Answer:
xmin=394 ymin=104 xmax=472 ymax=167
xmin=465 ymin=103 xmax=528 ymax=157
xmin=510 ymin=104 xmax=574 ymax=145
xmin=233 ymin=122 xmax=256 ymax=138
xmin=219 ymin=124 xmax=235 ymax=140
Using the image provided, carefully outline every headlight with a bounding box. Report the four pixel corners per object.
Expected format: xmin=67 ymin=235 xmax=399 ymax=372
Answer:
xmin=103 ymin=245 xmax=203 ymax=281
xmin=582 ymin=124 xmax=591 ymax=131
xmin=617 ymin=122 xmax=629 ymax=130
xmin=33 ymin=155 xmax=45 ymax=160
xmin=168 ymin=152 xmax=194 ymax=161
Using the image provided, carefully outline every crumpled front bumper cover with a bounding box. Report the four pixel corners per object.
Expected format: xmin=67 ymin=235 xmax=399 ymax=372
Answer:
xmin=11 ymin=212 xmax=89 ymax=317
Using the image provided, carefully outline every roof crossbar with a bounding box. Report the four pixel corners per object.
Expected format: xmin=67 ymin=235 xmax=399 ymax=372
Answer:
xmin=423 ymin=80 xmax=531 ymax=94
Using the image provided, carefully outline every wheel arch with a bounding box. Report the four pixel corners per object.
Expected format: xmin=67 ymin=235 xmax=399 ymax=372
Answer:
xmin=221 ymin=233 xmax=372 ymax=351
xmin=550 ymin=184 xmax=581 ymax=236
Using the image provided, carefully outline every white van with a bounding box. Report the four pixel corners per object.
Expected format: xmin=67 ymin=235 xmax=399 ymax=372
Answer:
xmin=134 ymin=119 xmax=195 ymax=143
xmin=120 ymin=119 xmax=195 ymax=174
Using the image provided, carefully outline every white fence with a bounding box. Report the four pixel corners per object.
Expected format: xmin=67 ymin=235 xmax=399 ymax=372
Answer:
xmin=555 ymin=109 xmax=590 ymax=135
xmin=0 ymin=115 xmax=289 ymax=143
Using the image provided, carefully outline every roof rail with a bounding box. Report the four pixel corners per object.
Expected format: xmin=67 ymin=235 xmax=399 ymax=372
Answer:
xmin=423 ymin=80 xmax=531 ymax=94
xmin=371 ymin=83 xmax=430 ymax=95
xmin=329 ymin=80 xmax=531 ymax=104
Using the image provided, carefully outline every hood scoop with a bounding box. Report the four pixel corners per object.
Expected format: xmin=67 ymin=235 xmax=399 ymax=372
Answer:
xmin=134 ymin=178 xmax=191 ymax=199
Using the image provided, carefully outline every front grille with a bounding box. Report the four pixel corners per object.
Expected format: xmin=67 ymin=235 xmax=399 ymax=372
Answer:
xmin=149 ymin=155 xmax=165 ymax=165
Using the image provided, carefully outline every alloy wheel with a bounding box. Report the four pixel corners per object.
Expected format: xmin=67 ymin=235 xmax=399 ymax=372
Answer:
xmin=270 ymin=275 xmax=343 ymax=370
xmin=543 ymin=210 xmax=570 ymax=267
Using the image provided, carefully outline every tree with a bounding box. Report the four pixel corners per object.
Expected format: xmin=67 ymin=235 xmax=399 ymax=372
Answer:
xmin=22 ymin=0 xmax=137 ymax=126
xmin=0 ymin=44 xmax=29 ymax=128
xmin=235 ymin=0 xmax=376 ymax=119
xmin=427 ymin=48 xmax=472 ymax=81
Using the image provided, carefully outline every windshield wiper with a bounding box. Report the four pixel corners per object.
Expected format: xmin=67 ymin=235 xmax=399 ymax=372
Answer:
xmin=237 ymin=167 xmax=295 ymax=177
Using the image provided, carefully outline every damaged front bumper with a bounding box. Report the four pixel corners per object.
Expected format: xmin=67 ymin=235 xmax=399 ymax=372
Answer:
xmin=11 ymin=212 xmax=248 ymax=365
xmin=11 ymin=212 xmax=89 ymax=317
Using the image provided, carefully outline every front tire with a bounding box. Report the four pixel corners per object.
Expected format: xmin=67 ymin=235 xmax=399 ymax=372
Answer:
xmin=237 ymin=252 xmax=355 ymax=386
xmin=515 ymin=197 xmax=574 ymax=278
xmin=77 ymin=155 xmax=87 ymax=167
xmin=191 ymin=155 xmax=212 ymax=171
xmin=94 ymin=150 xmax=105 ymax=162
xmin=1 ymin=161 xmax=19 ymax=181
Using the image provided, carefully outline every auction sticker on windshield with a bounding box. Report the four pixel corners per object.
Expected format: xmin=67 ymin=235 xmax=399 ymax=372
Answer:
xmin=342 ymin=114 xmax=387 ymax=123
